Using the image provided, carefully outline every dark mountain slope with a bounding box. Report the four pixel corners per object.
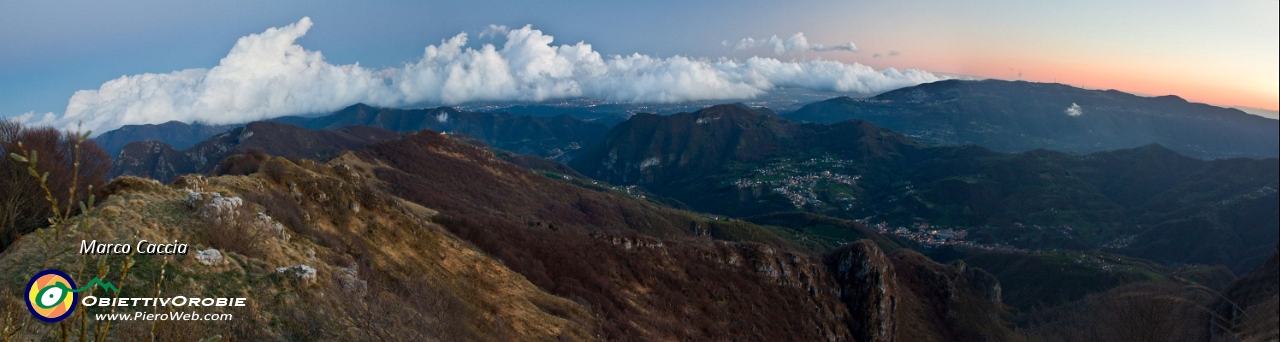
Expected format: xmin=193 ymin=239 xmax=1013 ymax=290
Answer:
xmin=110 ymin=121 xmax=398 ymax=182
xmin=572 ymin=104 xmax=919 ymax=216
xmin=1212 ymin=249 xmax=1279 ymax=341
xmin=275 ymin=103 xmax=609 ymax=160
xmin=787 ymin=79 xmax=1279 ymax=159
xmin=93 ymin=120 xmax=237 ymax=158
xmin=573 ymin=104 xmax=1279 ymax=271
xmin=328 ymin=129 xmax=1016 ymax=340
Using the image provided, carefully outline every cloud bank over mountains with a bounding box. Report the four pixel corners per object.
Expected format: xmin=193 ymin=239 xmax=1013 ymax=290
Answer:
xmin=727 ymin=33 xmax=858 ymax=54
xmin=19 ymin=17 xmax=939 ymax=133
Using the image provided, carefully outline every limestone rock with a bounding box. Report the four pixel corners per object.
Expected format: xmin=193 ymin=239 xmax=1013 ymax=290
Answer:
xmin=199 ymin=193 xmax=243 ymax=224
xmin=195 ymin=248 xmax=225 ymax=266
xmin=277 ymin=264 xmax=317 ymax=285
xmin=184 ymin=190 xmax=203 ymax=208
xmin=336 ymin=266 xmax=367 ymax=295
xmin=254 ymin=212 xmax=291 ymax=242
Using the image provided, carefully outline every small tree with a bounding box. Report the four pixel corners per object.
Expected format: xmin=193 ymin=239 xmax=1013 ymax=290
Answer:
xmin=0 ymin=120 xmax=110 ymax=252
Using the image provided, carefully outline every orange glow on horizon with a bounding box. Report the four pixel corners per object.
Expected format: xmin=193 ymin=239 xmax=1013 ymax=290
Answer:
xmin=853 ymin=55 xmax=1279 ymax=112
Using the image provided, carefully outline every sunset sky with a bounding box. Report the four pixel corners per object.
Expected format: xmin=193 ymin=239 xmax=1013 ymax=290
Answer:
xmin=1 ymin=0 xmax=1275 ymax=127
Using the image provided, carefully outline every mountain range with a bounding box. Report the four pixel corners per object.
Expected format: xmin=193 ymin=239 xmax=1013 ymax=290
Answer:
xmin=94 ymin=120 xmax=239 ymax=158
xmin=110 ymin=122 xmax=400 ymax=182
xmin=787 ymin=79 xmax=1279 ymax=159
xmin=26 ymin=79 xmax=1273 ymax=340
xmin=273 ymin=104 xmax=610 ymax=161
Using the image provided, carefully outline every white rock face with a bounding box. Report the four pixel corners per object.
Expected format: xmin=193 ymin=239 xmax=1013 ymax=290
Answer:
xmin=276 ymin=264 xmax=317 ymax=285
xmin=199 ymin=194 xmax=243 ymax=224
xmin=254 ymin=212 xmax=291 ymax=242
xmin=195 ymin=249 xmax=225 ymax=266
xmin=336 ymin=266 xmax=367 ymax=294
xmin=184 ymin=190 xmax=203 ymax=208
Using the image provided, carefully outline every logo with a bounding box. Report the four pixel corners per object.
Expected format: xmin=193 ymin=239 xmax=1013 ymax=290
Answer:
xmin=25 ymin=269 xmax=119 ymax=323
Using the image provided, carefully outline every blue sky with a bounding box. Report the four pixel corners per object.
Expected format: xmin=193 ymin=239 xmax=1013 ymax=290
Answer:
xmin=1 ymin=0 xmax=827 ymax=116
xmin=2 ymin=0 xmax=1276 ymax=131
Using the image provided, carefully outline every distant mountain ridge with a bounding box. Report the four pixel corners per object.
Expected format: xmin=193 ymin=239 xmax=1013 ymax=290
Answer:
xmin=110 ymin=121 xmax=398 ymax=182
xmin=786 ymin=79 xmax=1279 ymax=159
xmin=273 ymin=103 xmax=609 ymax=161
xmin=93 ymin=103 xmax=611 ymax=162
xmin=93 ymin=120 xmax=238 ymax=158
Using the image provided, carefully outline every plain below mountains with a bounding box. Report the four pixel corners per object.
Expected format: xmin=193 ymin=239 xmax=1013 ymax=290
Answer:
xmin=787 ymin=79 xmax=1279 ymax=159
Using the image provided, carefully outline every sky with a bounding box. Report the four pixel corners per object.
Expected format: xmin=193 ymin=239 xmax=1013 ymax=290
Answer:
xmin=1 ymin=0 xmax=1276 ymax=132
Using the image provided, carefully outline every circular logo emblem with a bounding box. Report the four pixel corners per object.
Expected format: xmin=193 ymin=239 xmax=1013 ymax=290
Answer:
xmin=25 ymin=269 xmax=78 ymax=323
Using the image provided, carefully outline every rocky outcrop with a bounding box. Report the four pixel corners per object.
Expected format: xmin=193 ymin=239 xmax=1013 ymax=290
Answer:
xmin=887 ymin=250 xmax=1017 ymax=341
xmin=252 ymin=212 xmax=291 ymax=242
xmin=197 ymin=193 xmax=244 ymax=224
xmin=195 ymin=249 xmax=225 ymax=266
xmin=277 ymin=264 xmax=318 ymax=285
xmin=828 ymin=240 xmax=897 ymax=342
xmin=960 ymin=264 xmax=1001 ymax=305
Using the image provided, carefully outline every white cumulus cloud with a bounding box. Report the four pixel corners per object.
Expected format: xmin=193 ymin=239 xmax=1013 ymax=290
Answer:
xmin=729 ymin=33 xmax=857 ymax=54
xmin=21 ymin=18 xmax=938 ymax=134
xmin=478 ymin=24 xmax=510 ymax=39
xmin=1065 ymin=103 xmax=1083 ymax=116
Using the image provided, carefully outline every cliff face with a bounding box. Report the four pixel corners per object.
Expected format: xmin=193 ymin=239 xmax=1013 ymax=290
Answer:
xmin=888 ymin=250 xmax=1017 ymax=342
xmin=821 ymin=240 xmax=1014 ymax=342
xmin=585 ymin=233 xmax=1019 ymax=342
xmin=829 ymin=240 xmax=898 ymax=342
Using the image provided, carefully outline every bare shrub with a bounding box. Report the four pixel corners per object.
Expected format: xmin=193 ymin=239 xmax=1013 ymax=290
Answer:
xmin=202 ymin=202 xmax=267 ymax=258
xmin=240 ymin=188 xmax=307 ymax=237
xmin=0 ymin=288 xmax=32 ymax=341
xmin=212 ymin=148 xmax=270 ymax=177
xmin=1024 ymin=282 xmax=1214 ymax=342
xmin=332 ymin=269 xmax=480 ymax=341
xmin=1 ymin=120 xmax=111 ymax=252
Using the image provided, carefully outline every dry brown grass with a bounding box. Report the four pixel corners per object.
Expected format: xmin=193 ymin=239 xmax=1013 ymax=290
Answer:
xmin=1 ymin=155 xmax=595 ymax=341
